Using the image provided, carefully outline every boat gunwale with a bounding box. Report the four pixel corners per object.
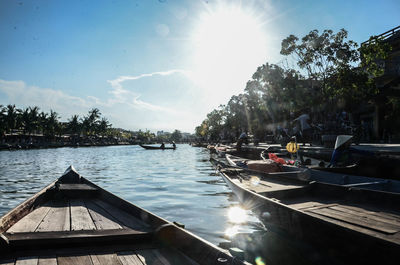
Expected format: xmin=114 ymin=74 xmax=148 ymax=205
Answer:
xmin=218 ymin=168 xmax=400 ymax=247
xmin=0 ymin=179 xmax=57 ymax=234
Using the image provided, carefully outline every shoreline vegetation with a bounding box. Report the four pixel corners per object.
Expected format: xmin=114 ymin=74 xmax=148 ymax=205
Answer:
xmin=0 ymin=106 xmax=190 ymax=151
xmin=194 ymin=28 xmax=400 ymax=144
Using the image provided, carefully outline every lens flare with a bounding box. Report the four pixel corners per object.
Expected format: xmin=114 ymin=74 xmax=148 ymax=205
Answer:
xmin=255 ymin=256 xmax=266 ymax=265
xmin=250 ymin=176 xmax=260 ymax=186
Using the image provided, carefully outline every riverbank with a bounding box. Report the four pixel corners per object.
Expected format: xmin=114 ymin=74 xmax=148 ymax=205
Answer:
xmin=0 ymin=133 xmax=134 ymax=151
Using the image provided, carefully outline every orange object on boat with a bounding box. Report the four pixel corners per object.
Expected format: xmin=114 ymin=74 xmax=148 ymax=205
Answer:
xmin=268 ymin=153 xmax=287 ymax=165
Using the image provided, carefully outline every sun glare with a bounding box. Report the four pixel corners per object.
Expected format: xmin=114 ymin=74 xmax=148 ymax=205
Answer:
xmin=191 ymin=3 xmax=268 ymax=105
xmin=228 ymin=206 xmax=247 ymax=224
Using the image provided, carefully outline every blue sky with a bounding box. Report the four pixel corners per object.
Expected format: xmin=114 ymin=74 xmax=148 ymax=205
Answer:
xmin=0 ymin=0 xmax=399 ymax=132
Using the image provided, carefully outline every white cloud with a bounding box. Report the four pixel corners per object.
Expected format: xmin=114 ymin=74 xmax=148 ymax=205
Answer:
xmin=106 ymin=69 xmax=190 ymax=113
xmin=0 ymin=79 xmax=92 ymax=118
xmin=0 ymin=70 xmax=197 ymax=131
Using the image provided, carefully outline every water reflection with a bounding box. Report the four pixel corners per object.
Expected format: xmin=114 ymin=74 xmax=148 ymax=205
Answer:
xmin=0 ymin=144 xmax=261 ymax=246
xmin=228 ymin=206 xmax=247 ymax=224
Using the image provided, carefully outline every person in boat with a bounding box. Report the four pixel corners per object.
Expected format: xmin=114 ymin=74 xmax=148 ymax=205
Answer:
xmin=328 ymin=135 xmax=375 ymax=167
xmin=236 ymin=131 xmax=248 ymax=151
xmin=160 ymin=142 xmax=165 ymax=149
xmin=172 ymin=141 xmax=176 ymax=149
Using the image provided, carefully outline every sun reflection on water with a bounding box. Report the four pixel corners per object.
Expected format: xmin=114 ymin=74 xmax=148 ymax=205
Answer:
xmin=225 ymin=225 xmax=239 ymax=238
xmin=224 ymin=206 xmax=248 ymax=238
xmin=228 ymin=206 xmax=247 ymax=224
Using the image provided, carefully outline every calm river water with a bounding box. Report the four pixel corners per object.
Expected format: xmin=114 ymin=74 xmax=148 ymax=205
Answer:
xmin=0 ymin=144 xmax=262 ymax=245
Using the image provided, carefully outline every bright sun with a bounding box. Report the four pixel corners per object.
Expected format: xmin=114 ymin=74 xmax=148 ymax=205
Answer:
xmin=191 ymin=3 xmax=268 ymax=105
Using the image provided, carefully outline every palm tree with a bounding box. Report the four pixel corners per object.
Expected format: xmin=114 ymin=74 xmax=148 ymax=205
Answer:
xmin=38 ymin=111 xmax=48 ymax=135
xmin=20 ymin=107 xmax=30 ymax=134
xmin=29 ymin=106 xmax=40 ymax=134
xmin=5 ymin=104 xmax=21 ymax=133
xmin=67 ymin=115 xmax=81 ymax=136
xmin=81 ymin=116 xmax=90 ymax=136
xmin=43 ymin=110 xmax=59 ymax=137
xmin=98 ymin=117 xmax=111 ymax=136
xmin=0 ymin=105 xmax=6 ymax=137
xmin=88 ymin=108 xmax=101 ymax=135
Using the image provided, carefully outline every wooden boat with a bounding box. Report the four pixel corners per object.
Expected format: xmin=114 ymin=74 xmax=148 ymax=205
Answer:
xmin=140 ymin=144 xmax=176 ymax=150
xmin=309 ymin=156 xmax=400 ymax=181
xmin=0 ymin=166 xmax=243 ymax=265
xmin=259 ymin=150 xmax=400 ymax=192
xmin=212 ymin=154 xmax=400 ymax=193
xmin=218 ymin=167 xmax=400 ymax=265
xmin=225 ymin=154 xmax=309 ymax=176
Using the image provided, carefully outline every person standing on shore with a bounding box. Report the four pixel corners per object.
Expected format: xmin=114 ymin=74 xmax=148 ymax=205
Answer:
xmin=294 ymin=111 xmax=312 ymax=145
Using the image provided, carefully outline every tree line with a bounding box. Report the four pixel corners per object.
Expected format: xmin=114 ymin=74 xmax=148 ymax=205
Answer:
xmin=195 ymin=28 xmax=397 ymax=142
xmin=0 ymin=105 xmax=112 ymax=138
xmin=0 ymin=104 xmax=186 ymax=143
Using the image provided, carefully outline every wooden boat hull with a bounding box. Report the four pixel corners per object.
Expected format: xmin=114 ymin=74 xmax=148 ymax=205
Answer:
xmin=225 ymin=154 xmax=309 ymax=178
xmin=218 ymin=168 xmax=400 ymax=265
xmin=0 ymin=166 xmax=243 ymax=265
xmin=140 ymin=144 xmax=176 ymax=150
xmin=259 ymin=150 xmax=400 ymax=193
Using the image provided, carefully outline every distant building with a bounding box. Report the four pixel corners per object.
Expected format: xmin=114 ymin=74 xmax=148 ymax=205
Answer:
xmin=157 ymin=130 xmax=169 ymax=136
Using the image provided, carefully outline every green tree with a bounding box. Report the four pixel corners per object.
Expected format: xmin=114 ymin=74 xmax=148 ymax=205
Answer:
xmin=0 ymin=105 xmax=6 ymax=136
xmin=43 ymin=110 xmax=60 ymax=137
xmin=67 ymin=115 xmax=81 ymax=136
xmin=5 ymin=104 xmax=21 ymax=133
xmin=280 ymin=29 xmax=359 ymax=110
xmin=170 ymin=129 xmax=182 ymax=142
xmin=98 ymin=117 xmax=111 ymax=136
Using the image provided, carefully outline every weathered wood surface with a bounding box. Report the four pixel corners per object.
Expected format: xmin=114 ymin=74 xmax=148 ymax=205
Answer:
xmin=306 ymin=207 xmax=400 ymax=234
xmin=37 ymin=256 xmax=57 ymax=265
xmin=0 ymin=179 xmax=56 ymax=234
xmin=36 ymin=201 xmax=70 ymax=232
xmin=57 ymin=184 xmax=97 ymax=191
xmin=90 ymin=253 xmax=122 ymax=265
xmin=7 ymin=203 xmax=52 ymax=233
xmin=15 ymin=257 xmax=38 ymax=265
xmin=85 ymin=200 xmax=122 ymax=230
xmin=57 ymin=255 xmax=92 ymax=265
xmin=93 ymin=200 xmax=149 ymax=231
xmin=117 ymin=252 xmax=144 ymax=265
xmin=4 ymin=229 xmax=152 ymax=250
xmin=219 ymin=166 xmax=400 ymax=264
xmin=70 ymin=199 xmax=96 ymax=231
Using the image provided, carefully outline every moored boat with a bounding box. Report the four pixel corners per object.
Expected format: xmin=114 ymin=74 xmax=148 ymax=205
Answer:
xmin=0 ymin=166 xmax=243 ymax=265
xmin=259 ymin=149 xmax=400 ymax=193
xmin=225 ymin=154 xmax=309 ymax=176
xmin=218 ymin=167 xmax=400 ymax=265
xmin=140 ymin=144 xmax=176 ymax=150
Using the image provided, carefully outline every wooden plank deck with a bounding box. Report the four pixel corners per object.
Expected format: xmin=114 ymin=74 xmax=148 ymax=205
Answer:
xmin=1 ymin=248 xmax=201 ymax=265
xmin=284 ymin=198 xmax=400 ymax=243
xmin=3 ymin=196 xmax=200 ymax=265
xmin=7 ymin=198 xmax=148 ymax=234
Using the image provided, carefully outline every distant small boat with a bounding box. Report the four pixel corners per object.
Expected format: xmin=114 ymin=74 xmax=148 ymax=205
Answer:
xmin=140 ymin=144 xmax=176 ymax=150
xmin=0 ymin=166 xmax=242 ymax=264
